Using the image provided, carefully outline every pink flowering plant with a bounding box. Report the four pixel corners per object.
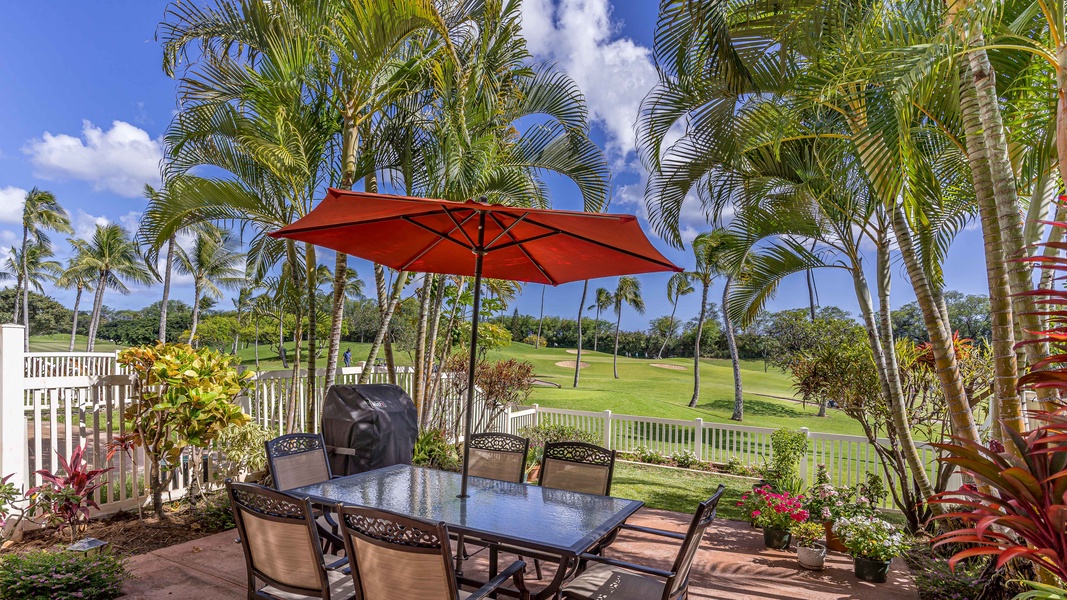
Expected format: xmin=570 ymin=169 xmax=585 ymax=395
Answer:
xmin=745 ymin=485 xmax=809 ymax=530
xmin=832 ymin=516 xmax=907 ymax=562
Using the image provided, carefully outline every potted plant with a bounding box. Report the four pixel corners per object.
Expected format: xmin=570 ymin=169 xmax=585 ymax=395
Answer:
xmin=833 ymin=516 xmax=907 ymax=583
xmin=735 ymin=488 xmax=768 ymax=528
xmin=804 ymin=467 xmax=883 ymax=553
xmin=791 ymin=521 xmax=827 ymax=570
xmin=747 ymin=486 xmax=809 ymax=550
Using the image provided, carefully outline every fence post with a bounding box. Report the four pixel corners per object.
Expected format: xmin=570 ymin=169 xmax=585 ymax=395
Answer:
xmin=693 ymin=418 xmax=703 ymax=461
xmin=800 ymin=427 xmax=810 ymax=483
xmin=503 ymin=405 xmax=513 ymax=434
xmin=532 ymin=404 xmax=539 ymax=427
xmin=602 ymin=410 xmax=612 ymax=449
xmin=0 ymin=325 xmax=26 ymax=494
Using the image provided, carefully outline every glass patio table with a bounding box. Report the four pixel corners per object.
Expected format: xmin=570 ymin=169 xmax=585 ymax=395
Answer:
xmin=287 ymin=464 xmax=643 ymax=599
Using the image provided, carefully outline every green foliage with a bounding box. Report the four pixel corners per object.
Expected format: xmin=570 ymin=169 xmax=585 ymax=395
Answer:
xmin=117 ymin=343 xmax=251 ymax=516
xmin=0 ymin=550 xmax=127 ymax=600
xmin=413 ymin=430 xmax=461 ymax=472
xmin=523 ymin=334 xmax=546 ymax=347
xmin=456 ymin=321 xmax=513 ymax=354
xmin=634 ymin=445 xmax=667 ymax=465
xmin=791 ymin=521 xmax=824 ymax=548
xmin=905 ymin=548 xmax=989 ymax=600
xmin=213 ymin=422 xmax=272 ymax=480
xmin=0 ymin=289 xmax=74 ymax=336
xmin=722 ymin=457 xmax=760 ymax=478
xmin=767 ymin=428 xmax=808 ymax=484
xmin=672 ymin=450 xmax=698 ymax=469
xmin=1013 ymin=581 xmax=1067 ymax=600
xmin=0 ymin=474 xmax=27 ymax=540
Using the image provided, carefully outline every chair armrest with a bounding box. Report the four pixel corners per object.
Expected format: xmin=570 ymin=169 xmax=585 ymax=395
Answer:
xmin=619 ymin=524 xmax=686 ymax=541
xmin=577 ymin=553 xmax=674 ymax=579
xmin=464 ymin=560 xmax=528 ymax=600
xmin=324 ymin=556 xmax=348 ymax=571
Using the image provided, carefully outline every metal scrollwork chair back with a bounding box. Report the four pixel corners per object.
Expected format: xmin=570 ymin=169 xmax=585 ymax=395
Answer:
xmin=467 ymin=432 xmax=530 ymax=484
xmin=538 ymin=441 xmax=616 ymax=496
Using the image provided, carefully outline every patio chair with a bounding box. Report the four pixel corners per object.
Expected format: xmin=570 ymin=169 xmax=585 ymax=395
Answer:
xmin=538 ymin=441 xmax=616 ymax=496
xmin=227 ymin=481 xmax=355 ymax=600
xmin=467 ymin=432 xmax=530 ymax=483
xmin=338 ymin=504 xmax=530 ymax=600
xmin=265 ymin=433 xmax=343 ymax=553
xmin=558 ymin=485 xmax=726 ymax=600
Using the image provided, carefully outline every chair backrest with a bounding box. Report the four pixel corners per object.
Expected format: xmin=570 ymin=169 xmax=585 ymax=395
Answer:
xmin=227 ymin=481 xmax=329 ymax=598
xmin=266 ymin=433 xmax=332 ymax=490
xmin=538 ymin=441 xmax=616 ymax=496
xmin=664 ymin=485 xmax=725 ymax=599
xmin=338 ymin=505 xmax=459 ymax=600
xmin=467 ymin=432 xmax=529 ymax=483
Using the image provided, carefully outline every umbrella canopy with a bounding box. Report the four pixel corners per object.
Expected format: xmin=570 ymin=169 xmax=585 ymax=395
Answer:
xmin=270 ymin=188 xmax=681 ymax=497
xmin=269 ymin=189 xmax=679 ymax=285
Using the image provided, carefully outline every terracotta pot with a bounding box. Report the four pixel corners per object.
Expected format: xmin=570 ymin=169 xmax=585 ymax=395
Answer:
xmin=797 ymin=543 xmax=826 ymax=570
xmin=763 ymin=527 xmax=791 ymax=550
xmin=525 ymin=464 xmax=540 ymax=483
xmin=823 ymin=521 xmax=848 ymax=553
xmin=853 ymin=555 xmax=891 ymax=583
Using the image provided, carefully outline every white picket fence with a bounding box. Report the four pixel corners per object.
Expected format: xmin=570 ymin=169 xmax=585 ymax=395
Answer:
xmin=504 ymin=405 xmax=961 ymax=509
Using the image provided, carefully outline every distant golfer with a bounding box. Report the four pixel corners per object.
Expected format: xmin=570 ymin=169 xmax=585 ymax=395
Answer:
xmin=343 ymin=348 xmax=352 ymax=368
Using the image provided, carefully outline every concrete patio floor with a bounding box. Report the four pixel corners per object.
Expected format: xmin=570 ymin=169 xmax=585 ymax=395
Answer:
xmin=120 ymin=508 xmax=918 ymax=599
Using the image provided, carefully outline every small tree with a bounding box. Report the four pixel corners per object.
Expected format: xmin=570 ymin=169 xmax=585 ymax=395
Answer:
xmin=118 ymin=343 xmax=251 ymax=518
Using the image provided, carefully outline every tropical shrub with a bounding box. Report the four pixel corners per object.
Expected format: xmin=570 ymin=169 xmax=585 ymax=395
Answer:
xmin=805 ymin=472 xmax=883 ymax=523
xmin=0 ymin=474 xmax=28 ymax=541
xmin=722 ymin=457 xmax=760 ymax=477
xmin=118 ymin=343 xmax=252 ymax=518
xmin=441 ymin=353 xmax=535 ymax=433
xmin=27 ymin=445 xmax=110 ymax=542
xmin=833 ymin=516 xmax=907 ymax=562
xmin=522 ymin=334 xmax=546 ymax=347
xmin=930 ymin=410 xmax=1067 ymax=586
xmin=746 ymin=485 xmax=808 ymax=530
xmin=413 ymin=429 xmax=461 ymax=472
xmin=791 ymin=521 xmax=825 ymax=548
xmin=672 ymin=450 xmax=698 ymax=469
xmin=214 ymin=422 xmax=272 ymax=480
xmin=634 ymin=445 xmax=667 ymax=465
xmin=0 ymin=550 xmax=127 ymax=600
xmin=767 ymin=428 xmax=808 ymax=484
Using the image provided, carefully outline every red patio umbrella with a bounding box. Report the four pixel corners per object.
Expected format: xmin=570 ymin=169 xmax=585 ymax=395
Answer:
xmin=271 ymin=188 xmax=681 ymax=497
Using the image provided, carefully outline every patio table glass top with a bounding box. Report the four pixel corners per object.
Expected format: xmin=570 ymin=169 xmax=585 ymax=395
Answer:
xmin=287 ymin=464 xmax=643 ymax=556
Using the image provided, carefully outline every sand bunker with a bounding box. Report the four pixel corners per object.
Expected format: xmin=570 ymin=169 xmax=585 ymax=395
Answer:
xmin=556 ymin=360 xmax=590 ymax=369
xmin=650 ymin=363 xmax=687 ymax=371
xmin=565 ymin=349 xmax=578 ymax=354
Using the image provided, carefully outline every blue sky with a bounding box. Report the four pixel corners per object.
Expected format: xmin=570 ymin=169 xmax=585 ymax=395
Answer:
xmin=0 ymin=1 xmax=991 ymax=330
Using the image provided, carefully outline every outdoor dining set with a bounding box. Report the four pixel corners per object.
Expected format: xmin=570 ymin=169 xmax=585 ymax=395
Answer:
xmin=226 ymin=431 xmax=725 ymax=600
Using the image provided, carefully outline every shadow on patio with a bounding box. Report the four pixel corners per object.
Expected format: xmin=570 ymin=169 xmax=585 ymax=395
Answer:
xmin=120 ymin=508 xmax=917 ymax=600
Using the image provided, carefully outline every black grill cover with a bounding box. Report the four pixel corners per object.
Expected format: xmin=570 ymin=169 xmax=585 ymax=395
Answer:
xmin=321 ymin=384 xmax=418 ymax=476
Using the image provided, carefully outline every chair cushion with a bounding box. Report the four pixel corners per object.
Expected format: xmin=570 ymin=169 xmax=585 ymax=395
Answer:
xmin=260 ymin=567 xmax=356 ymax=600
xmin=560 ymin=562 xmax=665 ymax=600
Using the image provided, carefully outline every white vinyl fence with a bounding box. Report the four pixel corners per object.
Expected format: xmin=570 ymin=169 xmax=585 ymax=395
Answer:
xmin=503 ymin=405 xmax=962 ymax=509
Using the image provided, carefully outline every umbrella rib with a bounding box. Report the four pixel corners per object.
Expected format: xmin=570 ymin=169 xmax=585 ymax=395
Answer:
xmin=486 ymin=212 xmax=558 ymax=285
xmin=483 ymin=212 xmax=531 ymax=250
xmin=398 ymin=212 xmax=477 ymax=270
xmin=272 ymin=207 xmax=447 ymax=236
xmin=520 ymin=216 xmax=681 ymax=272
xmin=400 ymin=216 xmax=474 ymax=252
xmin=486 ymin=231 xmax=560 ymax=251
xmin=441 ymin=205 xmax=479 ymax=249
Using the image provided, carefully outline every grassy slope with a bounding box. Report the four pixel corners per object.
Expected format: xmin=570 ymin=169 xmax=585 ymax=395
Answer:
xmin=34 ymin=335 xmax=863 ymax=436
xmin=29 ymin=334 xmax=125 ymax=353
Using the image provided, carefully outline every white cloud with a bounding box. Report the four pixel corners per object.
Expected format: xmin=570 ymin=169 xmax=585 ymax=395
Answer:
xmin=23 ymin=120 xmax=162 ymax=197
xmin=73 ymin=209 xmax=111 ymax=241
xmin=0 ymin=186 xmax=26 ymax=225
xmin=520 ymin=0 xmax=658 ymax=160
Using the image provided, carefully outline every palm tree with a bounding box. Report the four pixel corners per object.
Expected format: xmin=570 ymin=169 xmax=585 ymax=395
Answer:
xmin=657 ymin=272 xmax=694 ymax=359
xmin=686 ymin=233 xmax=716 ymax=409
xmin=611 ymin=276 xmax=645 ymax=379
xmin=590 ymin=287 xmax=612 ymax=352
xmin=535 ymin=286 xmax=546 ymax=349
xmin=175 ymin=225 xmax=245 ymax=346
xmin=574 ymin=280 xmax=589 ymax=387
xmin=18 ymin=188 xmax=72 ymax=349
xmin=6 ymin=243 xmax=61 ymax=330
xmin=56 ymin=248 xmax=95 ymax=352
xmin=72 ymin=224 xmax=154 ymax=351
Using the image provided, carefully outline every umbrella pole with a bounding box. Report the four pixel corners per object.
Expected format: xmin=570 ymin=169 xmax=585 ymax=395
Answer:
xmin=459 ymin=214 xmax=487 ymax=499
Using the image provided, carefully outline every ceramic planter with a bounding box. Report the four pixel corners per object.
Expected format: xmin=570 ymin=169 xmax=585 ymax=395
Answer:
xmin=796 ymin=543 xmax=826 ymax=570
xmin=823 ymin=521 xmax=848 ymax=553
xmin=763 ymin=527 xmax=791 ymax=550
xmin=853 ymin=555 xmax=891 ymax=583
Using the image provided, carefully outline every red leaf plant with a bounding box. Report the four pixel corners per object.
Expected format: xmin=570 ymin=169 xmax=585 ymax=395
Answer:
xmin=928 ymin=411 xmax=1067 ymax=582
xmin=27 ymin=443 xmax=111 ymax=542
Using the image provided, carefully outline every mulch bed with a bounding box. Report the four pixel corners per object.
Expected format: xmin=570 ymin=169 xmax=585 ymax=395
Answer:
xmin=2 ymin=494 xmax=235 ymax=558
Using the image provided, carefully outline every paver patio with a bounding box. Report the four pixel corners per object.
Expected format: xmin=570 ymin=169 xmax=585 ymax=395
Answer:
xmin=120 ymin=508 xmax=917 ymax=600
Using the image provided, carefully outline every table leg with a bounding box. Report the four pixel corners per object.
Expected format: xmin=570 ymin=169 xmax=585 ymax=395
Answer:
xmin=455 ymin=533 xmax=467 ymax=576
xmin=489 ymin=546 xmax=499 ymax=599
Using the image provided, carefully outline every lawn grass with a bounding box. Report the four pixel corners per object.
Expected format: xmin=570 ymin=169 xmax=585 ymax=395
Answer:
xmin=28 ymin=334 xmax=125 ymax=353
xmin=611 ymin=462 xmax=752 ymax=521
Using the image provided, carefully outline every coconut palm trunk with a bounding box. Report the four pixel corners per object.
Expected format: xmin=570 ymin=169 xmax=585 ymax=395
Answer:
xmin=360 ymin=263 xmax=406 ymax=385
xmin=592 ymin=305 xmax=601 ymax=352
xmin=724 ymin=277 xmax=743 ymax=421
xmin=413 ymin=275 xmax=434 ymax=415
xmin=159 ymin=236 xmax=175 ymax=343
xmin=574 ymin=280 xmax=588 ymax=387
xmin=689 ymin=281 xmax=709 ymax=408
xmin=86 ymin=271 xmax=108 ymax=352
xmin=324 ymin=251 xmax=348 ymax=387
xmin=535 ymin=286 xmax=545 ymax=348
xmin=658 ymin=300 xmax=679 ymax=359
xmin=305 ymin=243 xmax=318 ymax=427
xmin=612 ymin=308 xmax=623 ymax=379
xmin=188 ymin=282 xmax=202 ymax=346
xmin=68 ymin=285 xmax=83 ymax=352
